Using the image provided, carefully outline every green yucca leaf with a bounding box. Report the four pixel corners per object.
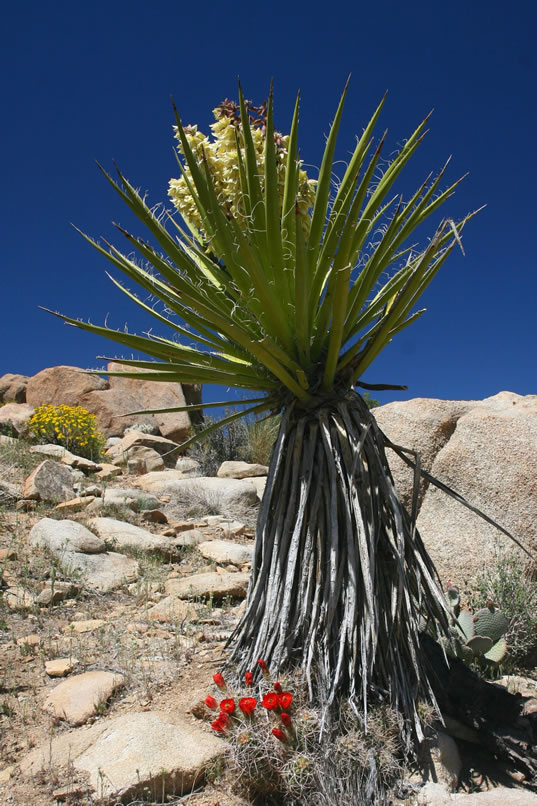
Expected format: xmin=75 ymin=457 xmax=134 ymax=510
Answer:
xmin=309 ymin=131 xmax=387 ymax=325
xmin=307 ymin=78 xmax=350 ymax=272
xmin=120 ymin=397 xmax=269 ymax=417
xmin=264 ymin=86 xmax=285 ymax=291
xmin=281 ymin=93 xmax=300 ymax=271
xmin=51 ymin=82 xmax=469 ymax=441
xmin=174 ymin=401 xmax=271 ymax=453
xmin=237 ymin=83 xmax=267 ymax=264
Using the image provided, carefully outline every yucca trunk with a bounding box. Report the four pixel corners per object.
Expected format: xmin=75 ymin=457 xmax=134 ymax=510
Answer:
xmin=231 ymin=391 xmax=447 ymax=743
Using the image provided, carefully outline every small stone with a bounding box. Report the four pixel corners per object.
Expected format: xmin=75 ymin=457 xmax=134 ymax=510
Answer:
xmin=165 ymin=572 xmax=249 ymax=600
xmin=127 ymin=622 xmax=149 ymax=634
xmin=103 ymin=487 xmax=161 ymax=511
xmin=54 ymin=496 xmax=96 ymax=512
xmin=62 ymin=619 xmax=106 ymax=634
xmin=189 ymin=695 xmax=212 ymax=720
xmin=29 ymin=518 xmax=106 ymax=554
xmin=524 ymin=698 xmax=537 ymax=715
xmin=36 ymin=582 xmax=79 ymax=606
xmin=5 ymin=587 xmax=35 ymax=609
xmin=248 ymin=476 xmax=267 ymax=500
xmin=45 ymin=657 xmax=79 ymax=677
xmin=146 ymin=596 xmax=197 ymax=622
xmin=44 ymin=670 xmax=125 ymax=725
xmin=174 ymin=528 xmax=206 ymax=547
xmin=16 ymin=499 xmax=36 ymax=511
xmin=175 ymin=457 xmax=202 ymax=474
xmin=0 ymin=547 xmax=17 ymax=561
xmin=141 ymin=509 xmax=168 ymax=524
xmin=0 ymin=765 xmax=15 ymax=783
xmin=217 ymin=460 xmax=269 ymax=479
xmin=172 ymin=520 xmax=202 ymax=532
xmin=67 ymin=551 xmax=139 ymax=593
xmin=219 ymin=520 xmax=246 ymax=537
xmin=17 ymin=633 xmax=40 ymax=647
xmin=94 ymin=463 xmax=122 ymax=480
xmin=198 ymin=539 xmax=253 ymax=566
xmin=126 ymin=446 xmax=165 ymax=474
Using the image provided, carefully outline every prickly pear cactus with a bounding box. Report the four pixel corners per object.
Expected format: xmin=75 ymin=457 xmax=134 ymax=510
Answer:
xmin=444 ymin=589 xmax=509 ymax=666
xmin=473 ymin=605 xmax=509 ymax=644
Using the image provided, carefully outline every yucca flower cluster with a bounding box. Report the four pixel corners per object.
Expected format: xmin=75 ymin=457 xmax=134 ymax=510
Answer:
xmin=28 ymin=404 xmax=106 ymax=460
xmin=168 ymin=98 xmax=315 ymax=240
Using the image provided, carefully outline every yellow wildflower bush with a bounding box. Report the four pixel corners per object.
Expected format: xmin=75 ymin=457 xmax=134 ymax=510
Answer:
xmin=169 ymin=98 xmax=316 ymax=239
xmin=28 ymin=404 xmax=106 ymax=460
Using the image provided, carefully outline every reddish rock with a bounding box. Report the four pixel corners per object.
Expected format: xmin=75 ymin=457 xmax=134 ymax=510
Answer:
xmin=24 ymin=363 xmax=200 ymax=441
xmin=24 ymin=460 xmax=75 ymax=502
xmin=96 ymin=362 xmax=197 ymax=442
xmin=26 ymin=365 xmax=108 ymax=408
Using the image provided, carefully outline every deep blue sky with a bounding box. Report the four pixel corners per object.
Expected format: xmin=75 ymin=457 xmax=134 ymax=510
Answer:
xmin=2 ymin=0 xmax=536 ymax=407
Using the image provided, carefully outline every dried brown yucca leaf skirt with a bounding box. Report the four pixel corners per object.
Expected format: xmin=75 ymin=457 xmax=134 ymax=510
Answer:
xmin=229 ymin=391 xmax=452 ymax=742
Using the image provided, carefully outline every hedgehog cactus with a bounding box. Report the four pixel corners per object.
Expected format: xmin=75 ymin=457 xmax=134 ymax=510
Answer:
xmin=449 ymin=600 xmax=509 ymax=665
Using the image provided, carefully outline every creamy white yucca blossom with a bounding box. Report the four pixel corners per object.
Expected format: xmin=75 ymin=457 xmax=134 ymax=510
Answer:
xmin=168 ymin=101 xmax=316 ymax=239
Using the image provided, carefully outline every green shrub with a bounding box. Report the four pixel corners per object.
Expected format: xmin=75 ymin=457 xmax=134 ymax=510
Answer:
xmin=244 ymin=416 xmax=281 ymax=466
xmin=189 ymin=414 xmax=250 ymax=476
xmin=28 ymin=404 xmax=106 ymax=460
xmin=189 ymin=412 xmax=281 ymax=475
xmin=363 ymin=392 xmax=381 ymax=409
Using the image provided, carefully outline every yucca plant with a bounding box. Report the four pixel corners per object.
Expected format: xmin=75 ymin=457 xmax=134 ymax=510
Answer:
xmin=49 ymin=83 xmax=473 ymax=744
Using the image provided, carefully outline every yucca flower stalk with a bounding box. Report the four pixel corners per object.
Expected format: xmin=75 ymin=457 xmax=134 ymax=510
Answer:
xmin=49 ymin=82 xmax=474 ymax=744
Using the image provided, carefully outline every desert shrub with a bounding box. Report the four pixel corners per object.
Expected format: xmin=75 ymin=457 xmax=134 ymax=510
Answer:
xmin=0 ymin=436 xmax=43 ymax=485
xmin=363 ymin=392 xmax=381 ymax=409
xmin=0 ymin=421 xmax=18 ymax=438
xmin=124 ymin=422 xmax=158 ymax=435
xmin=28 ymin=404 xmax=106 ymax=460
xmin=244 ymin=416 xmax=281 ymax=466
xmin=189 ymin=414 xmax=250 ymax=476
xmin=171 ymin=481 xmax=223 ymax=517
xmin=469 ymin=553 xmax=537 ymax=670
xmin=189 ymin=412 xmax=281 ymax=475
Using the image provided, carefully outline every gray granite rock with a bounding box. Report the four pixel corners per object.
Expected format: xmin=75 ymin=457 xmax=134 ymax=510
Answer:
xmin=20 ymin=711 xmax=223 ymax=802
xmin=89 ymin=517 xmax=177 ymax=555
xmin=165 ymin=571 xmax=249 ymax=600
xmin=23 ymin=460 xmax=75 ymax=503
xmin=198 ymin=540 xmax=253 ymax=565
xmin=29 ymin=518 xmax=106 ymax=554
